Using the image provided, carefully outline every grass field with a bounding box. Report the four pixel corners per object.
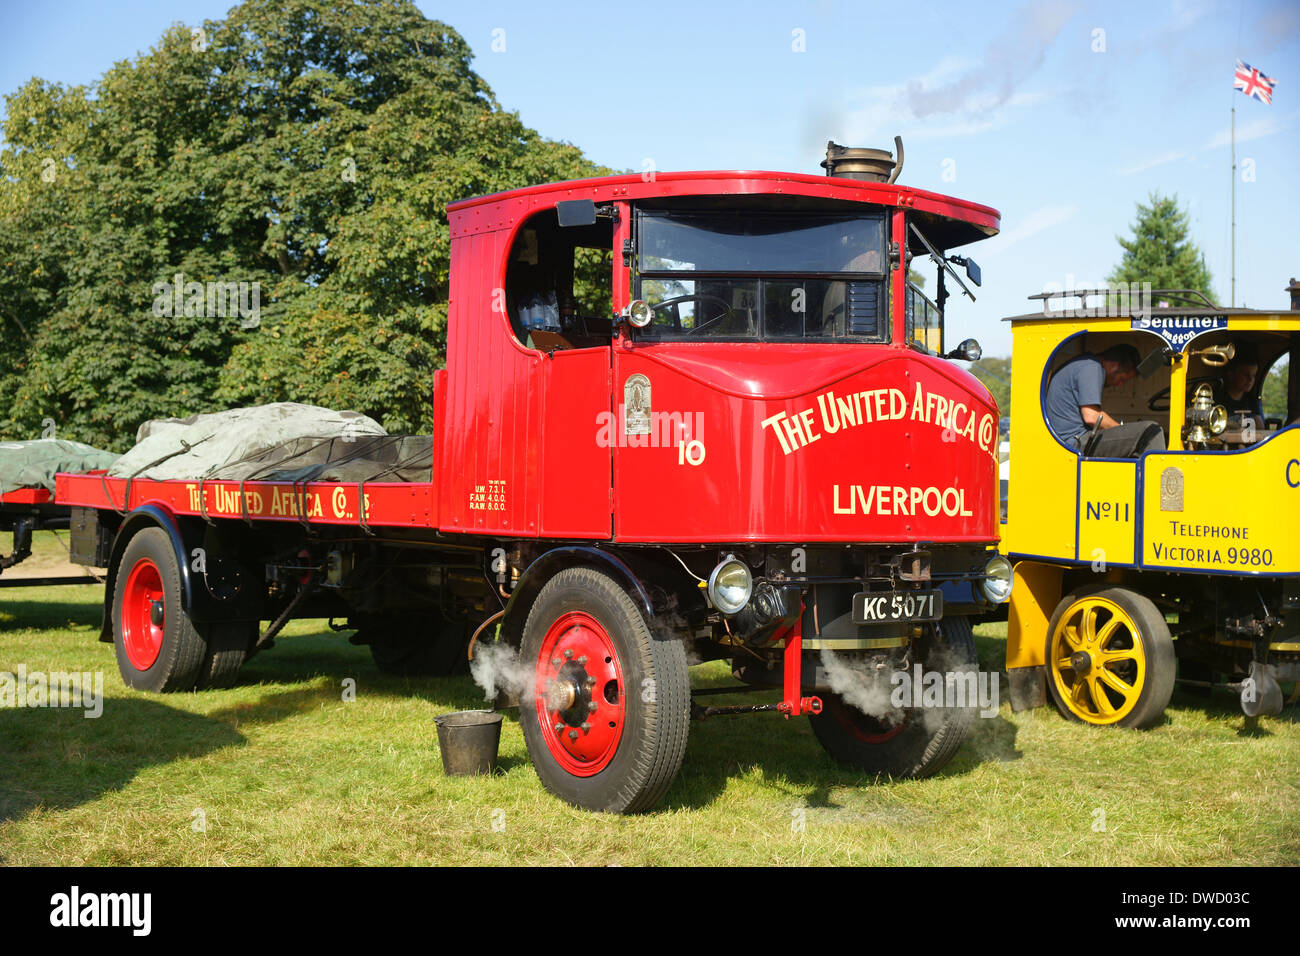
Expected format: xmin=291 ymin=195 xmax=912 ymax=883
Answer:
xmin=2 ymin=533 xmax=1297 ymax=866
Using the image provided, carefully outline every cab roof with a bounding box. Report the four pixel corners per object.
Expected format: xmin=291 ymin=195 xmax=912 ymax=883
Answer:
xmin=1004 ymin=301 xmax=1300 ymax=324
xmin=446 ymin=170 xmax=999 ymax=250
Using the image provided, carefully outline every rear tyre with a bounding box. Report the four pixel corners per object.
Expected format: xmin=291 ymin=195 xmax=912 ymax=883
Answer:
xmin=809 ymin=615 xmax=978 ymax=779
xmin=196 ymin=622 xmax=254 ymax=689
xmin=518 ymin=567 xmax=690 ymax=813
xmin=112 ymin=528 xmax=206 ymax=693
xmin=1044 ymin=585 xmax=1175 ymax=729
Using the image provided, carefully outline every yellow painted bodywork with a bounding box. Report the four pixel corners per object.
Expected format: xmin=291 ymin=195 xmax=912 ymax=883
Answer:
xmin=1141 ymin=436 xmax=1300 ymax=573
xmin=1077 ymin=459 xmax=1138 ymax=566
xmin=1006 ymin=561 xmax=1062 ymax=669
xmin=1002 ymin=309 xmax=1299 ymax=670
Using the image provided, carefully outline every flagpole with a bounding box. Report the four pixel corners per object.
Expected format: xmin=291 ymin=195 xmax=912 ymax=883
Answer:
xmin=1231 ymin=103 xmax=1236 ymax=307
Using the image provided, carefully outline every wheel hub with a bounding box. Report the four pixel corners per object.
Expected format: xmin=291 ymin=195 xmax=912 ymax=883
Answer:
xmin=535 ymin=612 xmax=625 ymax=776
xmin=544 ymin=672 xmax=581 ymax=713
xmin=1069 ymin=650 xmax=1092 ymax=674
xmin=122 ymin=559 xmax=165 ymax=671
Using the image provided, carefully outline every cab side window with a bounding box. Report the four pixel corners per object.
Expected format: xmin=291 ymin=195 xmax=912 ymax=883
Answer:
xmin=1186 ymin=333 xmax=1297 ymax=444
xmin=504 ymin=209 xmax=613 ymax=350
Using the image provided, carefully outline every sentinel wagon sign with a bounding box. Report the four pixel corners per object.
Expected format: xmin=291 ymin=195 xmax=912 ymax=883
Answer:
xmin=1131 ymin=314 xmax=1227 ymax=348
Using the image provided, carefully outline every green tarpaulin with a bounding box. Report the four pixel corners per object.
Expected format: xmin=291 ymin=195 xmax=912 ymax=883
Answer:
xmin=0 ymin=439 xmax=121 ymax=495
xmin=106 ymin=403 xmax=431 ymax=484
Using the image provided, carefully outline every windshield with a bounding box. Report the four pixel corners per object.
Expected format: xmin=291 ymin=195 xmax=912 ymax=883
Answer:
xmin=634 ymin=208 xmax=888 ymax=342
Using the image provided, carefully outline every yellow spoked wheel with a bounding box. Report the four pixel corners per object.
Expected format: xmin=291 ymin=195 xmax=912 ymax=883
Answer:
xmin=1045 ymin=586 xmax=1175 ymax=729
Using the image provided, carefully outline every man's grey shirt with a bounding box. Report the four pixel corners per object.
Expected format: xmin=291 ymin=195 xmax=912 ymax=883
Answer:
xmin=1046 ymin=355 xmax=1105 ymax=444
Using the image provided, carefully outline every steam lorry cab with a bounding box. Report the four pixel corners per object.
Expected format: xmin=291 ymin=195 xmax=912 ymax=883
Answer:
xmin=54 ymin=153 xmax=1011 ymax=812
xmin=1000 ymin=289 xmax=1300 ymax=727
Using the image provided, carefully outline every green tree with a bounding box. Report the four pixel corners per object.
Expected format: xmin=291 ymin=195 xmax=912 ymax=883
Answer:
xmin=968 ymin=356 xmax=1011 ymax=415
xmin=1107 ymin=192 xmax=1215 ymax=302
xmin=0 ymin=0 xmax=608 ymax=449
xmin=1261 ymin=359 xmax=1288 ymax=420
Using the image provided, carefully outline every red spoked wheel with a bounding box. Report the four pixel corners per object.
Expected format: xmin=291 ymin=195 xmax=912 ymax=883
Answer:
xmin=518 ymin=567 xmax=690 ymax=814
xmin=121 ymin=558 xmax=165 ymax=671
xmin=534 ymin=611 xmax=626 ymax=776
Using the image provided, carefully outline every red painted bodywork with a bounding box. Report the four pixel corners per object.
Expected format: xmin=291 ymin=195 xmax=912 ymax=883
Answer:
xmin=610 ymin=342 xmax=998 ymax=542
xmin=55 ymin=474 xmax=433 ymax=529
xmin=55 ymin=169 xmax=1001 ymax=547
xmin=0 ymin=489 xmax=52 ymax=505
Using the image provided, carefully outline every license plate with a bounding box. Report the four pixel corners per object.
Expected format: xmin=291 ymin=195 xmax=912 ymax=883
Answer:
xmin=852 ymin=589 xmax=943 ymax=624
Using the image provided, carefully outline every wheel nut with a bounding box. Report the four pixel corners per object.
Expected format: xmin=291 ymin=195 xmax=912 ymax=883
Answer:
xmin=576 ymin=655 xmax=587 ymax=665
xmin=567 ymin=729 xmax=579 ymax=741
xmin=585 ymin=676 xmax=597 ymax=687
xmin=564 ymin=648 xmax=574 ymax=660
xmin=553 ymin=722 xmax=564 ymax=734
xmin=580 ymin=722 xmax=590 ymax=732
xmin=587 ymin=701 xmax=598 ymax=712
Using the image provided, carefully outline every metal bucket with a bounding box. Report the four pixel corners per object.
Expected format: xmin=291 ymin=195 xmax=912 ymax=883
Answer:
xmin=435 ymin=710 xmax=504 ymax=776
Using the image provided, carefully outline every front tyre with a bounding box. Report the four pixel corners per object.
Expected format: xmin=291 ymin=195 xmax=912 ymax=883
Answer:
xmin=518 ymin=567 xmax=690 ymax=813
xmin=809 ymin=615 xmax=978 ymax=779
xmin=111 ymin=528 xmax=207 ymax=692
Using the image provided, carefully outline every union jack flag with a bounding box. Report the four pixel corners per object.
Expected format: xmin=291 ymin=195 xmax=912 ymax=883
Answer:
xmin=1234 ymin=59 xmax=1276 ymax=104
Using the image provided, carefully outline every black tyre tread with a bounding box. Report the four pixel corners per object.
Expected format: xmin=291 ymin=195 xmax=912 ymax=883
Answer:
xmin=195 ymin=622 xmax=253 ymax=690
xmin=112 ymin=528 xmax=206 ymax=693
xmin=907 ymin=615 xmax=977 ymax=776
xmin=623 ymin=625 xmax=691 ymax=813
xmin=519 ymin=566 xmax=690 ymax=814
xmin=1044 ymin=584 xmax=1175 ymax=730
xmin=810 ymin=615 xmax=977 ymax=779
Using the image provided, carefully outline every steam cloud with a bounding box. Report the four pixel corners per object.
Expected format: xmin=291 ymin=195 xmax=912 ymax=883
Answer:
xmin=819 ymin=647 xmax=905 ymax=726
xmin=469 ymin=642 xmax=536 ymax=704
xmin=903 ymin=2 xmax=1076 ymax=118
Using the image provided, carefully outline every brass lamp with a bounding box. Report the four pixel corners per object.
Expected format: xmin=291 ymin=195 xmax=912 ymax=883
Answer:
xmin=1184 ymin=383 xmax=1228 ymax=443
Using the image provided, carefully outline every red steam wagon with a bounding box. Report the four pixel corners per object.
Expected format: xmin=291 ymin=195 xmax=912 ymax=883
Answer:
xmin=43 ymin=143 xmax=1011 ymax=812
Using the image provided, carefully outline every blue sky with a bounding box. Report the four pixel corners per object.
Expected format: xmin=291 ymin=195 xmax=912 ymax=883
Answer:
xmin=3 ymin=0 xmax=1297 ymax=355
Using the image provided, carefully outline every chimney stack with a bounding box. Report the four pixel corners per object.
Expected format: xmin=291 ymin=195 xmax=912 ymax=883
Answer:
xmin=1287 ymin=277 xmax=1300 ymax=311
xmin=822 ymin=137 xmax=904 ymax=184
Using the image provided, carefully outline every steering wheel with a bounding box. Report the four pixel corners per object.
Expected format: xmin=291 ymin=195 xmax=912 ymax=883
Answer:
xmin=649 ymin=294 xmax=745 ymax=336
xmin=1148 ymin=376 xmax=1218 ymax=412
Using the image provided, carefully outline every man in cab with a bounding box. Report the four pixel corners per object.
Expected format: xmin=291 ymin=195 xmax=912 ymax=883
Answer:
xmin=1046 ymin=344 xmax=1166 ymax=458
